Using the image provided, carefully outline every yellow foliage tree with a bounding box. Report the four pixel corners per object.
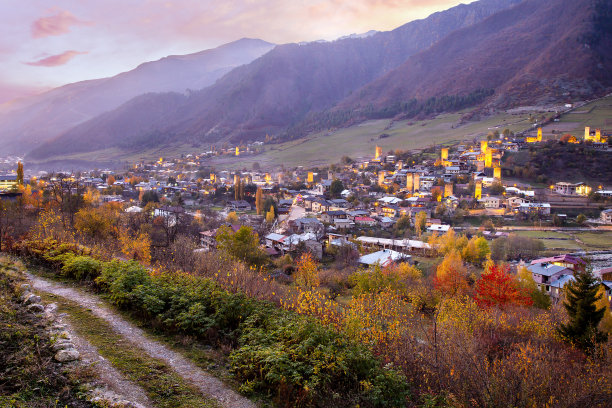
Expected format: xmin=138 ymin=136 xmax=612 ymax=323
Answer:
xmin=266 ymin=206 xmax=275 ymax=223
xmin=118 ymin=228 xmax=151 ymax=264
xmin=595 ymin=285 xmax=612 ymax=334
xmin=226 ymin=211 xmax=238 ymax=224
xmin=295 ymin=252 xmax=320 ymax=289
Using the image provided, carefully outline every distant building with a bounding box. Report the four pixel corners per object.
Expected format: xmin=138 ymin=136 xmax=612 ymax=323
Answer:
xmin=553 ymin=182 xmax=591 ymax=196
xmin=358 ymin=249 xmax=411 ymax=267
xmin=0 ymin=174 xmax=17 ymax=191
xmin=601 ymin=209 xmax=612 ymax=224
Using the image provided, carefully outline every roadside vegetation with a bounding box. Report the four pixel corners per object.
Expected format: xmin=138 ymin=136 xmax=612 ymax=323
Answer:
xmin=0 ymin=256 xmax=94 ymax=408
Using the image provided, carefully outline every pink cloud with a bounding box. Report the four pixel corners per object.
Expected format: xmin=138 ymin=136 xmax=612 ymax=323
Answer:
xmin=31 ymin=10 xmax=92 ymax=38
xmin=25 ymin=51 xmax=88 ymax=67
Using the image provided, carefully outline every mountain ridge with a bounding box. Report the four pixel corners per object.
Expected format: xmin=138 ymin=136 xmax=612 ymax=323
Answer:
xmin=29 ymin=0 xmax=524 ymax=160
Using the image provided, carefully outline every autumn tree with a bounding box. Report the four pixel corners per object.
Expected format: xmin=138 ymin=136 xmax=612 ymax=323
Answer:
xmin=474 ymin=263 xmax=532 ymax=308
xmin=295 ymin=252 xmax=320 ymax=288
xmin=516 ymin=266 xmax=551 ymax=309
xmin=107 ymin=175 xmax=116 ymax=186
xmin=16 ymin=162 xmax=23 ymax=185
xmin=255 ymin=188 xmax=263 ymax=215
xmin=226 ymin=211 xmax=239 ymax=224
xmin=266 ymin=206 xmax=275 ymax=223
xmin=434 ymin=250 xmax=469 ymax=297
xmin=119 ymin=228 xmax=151 ymax=264
xmin=215 ymin=225 xmax=267 ymax=267
xmin=74 ymin=205 xmax=118 ymax=241
xmin=462 ymin=236 xmax=490 ymax=265
xmin=557 ymin=267 xmax=608 ymax=352
xmin=595 ymin=285 xmax=612 ymax=334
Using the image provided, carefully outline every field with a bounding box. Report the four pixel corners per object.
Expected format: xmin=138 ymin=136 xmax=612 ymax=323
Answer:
xmin=206 ymin=109 xmax=539 ymax=169
xmin=543 ymin=94 xmax=612 ymax=139
xmin=512 ymin=229 xmax=612 ymax=252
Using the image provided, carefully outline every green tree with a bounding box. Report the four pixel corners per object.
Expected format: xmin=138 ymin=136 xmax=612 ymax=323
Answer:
xmin=16 ymin=162 xmax=24 ymax=185
xmin=557 ymin=267 xmax=608 ymax=352
xmin=141 ymin=190 xmax=159 ymax=205
xmin=215 ymin=225 xmax=267 ymax=267
xmin=330 ymin=179 xmax=344 ymax=198
xmin=576 ymin=213 xmax=587 ymax=225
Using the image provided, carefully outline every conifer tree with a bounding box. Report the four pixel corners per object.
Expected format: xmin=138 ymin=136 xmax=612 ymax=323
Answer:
xmin=557 ymin=267 xmax=608 ymax=352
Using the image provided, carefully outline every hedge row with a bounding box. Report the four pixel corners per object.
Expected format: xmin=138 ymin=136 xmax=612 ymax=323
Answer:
xmin=18 ymin=239 xmax=410 ymax=407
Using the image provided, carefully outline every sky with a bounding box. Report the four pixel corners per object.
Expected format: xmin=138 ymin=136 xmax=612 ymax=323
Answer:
xmin=0 ymin=0 xmax=464 ymax=104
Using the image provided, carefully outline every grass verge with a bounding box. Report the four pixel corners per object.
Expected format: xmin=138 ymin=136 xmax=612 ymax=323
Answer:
xmin=38 ymin=291 xmax=220 ymax=408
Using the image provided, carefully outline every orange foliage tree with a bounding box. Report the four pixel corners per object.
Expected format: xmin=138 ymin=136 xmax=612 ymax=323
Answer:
xmin=474 ymin=263 xmax=532 ymax=308
xmin=433 ymin=250 xmax=469 ymax=296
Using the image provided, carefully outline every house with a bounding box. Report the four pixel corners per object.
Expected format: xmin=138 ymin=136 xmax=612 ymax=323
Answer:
xmin=153 ymin=205 xmax=185 ymax=226
xmin=601 ymin=209 xmax=612 ymax=224
xmin=289 ymin=217 xmax=325 ymax=238
xmin=381 ymin=205 xmax=401 ymax=218
xmin=320 ymin=210 xmax=347 ymax=224
xmin=517 ymin=202 xmax=551 ymax=216
xmin=507 ymin=196 xmax=528 ymax=209
xmin=530 ymin=255 xmax=586 ymax=271
xmin=358 ymin=249 xmax=411 ymax=267
xmin=334 ymin=218 xmax=354 ymax=230
xmin=354 ymin=216 xmax=378 ymax=226
xmin=527 ymin=262 xmax=574 ymax=292
xmin=554 ymin=182 xmax=592 ymax=196
xmin=199 ymin=230 xmax=217 ymax=251
xmin=226 ymin=200 xmax=251 ymax=211
xmin=265 ymin=233 xmax=288 ymax=252
xmin=427 ymin=224 xmax=451 ymax=233
xmin=311 ymin=198 xmax=332 ymax=213
xmin=548 ymin=274 xmax=576 ymax=301
xmin=479 ymin=196 xmax=502 ymax=209
xmin=329 ymin=198 xmax=350 ymax=209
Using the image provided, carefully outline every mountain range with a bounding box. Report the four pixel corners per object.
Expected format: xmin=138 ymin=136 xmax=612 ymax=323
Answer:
xmin=0 ymin=38 xmax=275 ymax=154
xmin=2 ymin=0 xmax=609 ymax=163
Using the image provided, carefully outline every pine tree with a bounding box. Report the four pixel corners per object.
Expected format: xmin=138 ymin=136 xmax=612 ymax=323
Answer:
xmin=16 ymin=162 xmax=24 ymax=185
xmin=557 ymin=267 xmax=608 ymax=352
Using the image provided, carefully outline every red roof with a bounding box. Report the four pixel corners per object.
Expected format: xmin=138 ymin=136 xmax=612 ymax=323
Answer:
xmin=355 ymin=217 xmax=376 ymax=222
xmin=531 ymin=254 xmax=586 ymax=266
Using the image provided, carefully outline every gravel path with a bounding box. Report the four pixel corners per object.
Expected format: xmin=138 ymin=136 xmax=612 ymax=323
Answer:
xmin=28 ymin=274 xmax=256 ymax=408
xmin=56 ymin=313 xmax=153 ymax=408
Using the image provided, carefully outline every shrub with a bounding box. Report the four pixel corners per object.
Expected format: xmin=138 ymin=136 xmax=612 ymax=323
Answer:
xmin=61 ymin=255 xmax=102 ymax=280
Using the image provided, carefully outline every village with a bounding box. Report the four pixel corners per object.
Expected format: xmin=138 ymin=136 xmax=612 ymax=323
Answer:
xmin=1 ymin=125 xmax=612 ymax=306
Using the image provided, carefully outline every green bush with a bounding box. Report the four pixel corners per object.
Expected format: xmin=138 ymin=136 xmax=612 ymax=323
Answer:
xmin=61 ymin=255 xmax=102 ymax=280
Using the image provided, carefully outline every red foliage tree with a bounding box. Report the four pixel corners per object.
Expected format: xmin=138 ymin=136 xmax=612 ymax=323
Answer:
xmin=474 ymin=264 xmax=533 ymax=308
